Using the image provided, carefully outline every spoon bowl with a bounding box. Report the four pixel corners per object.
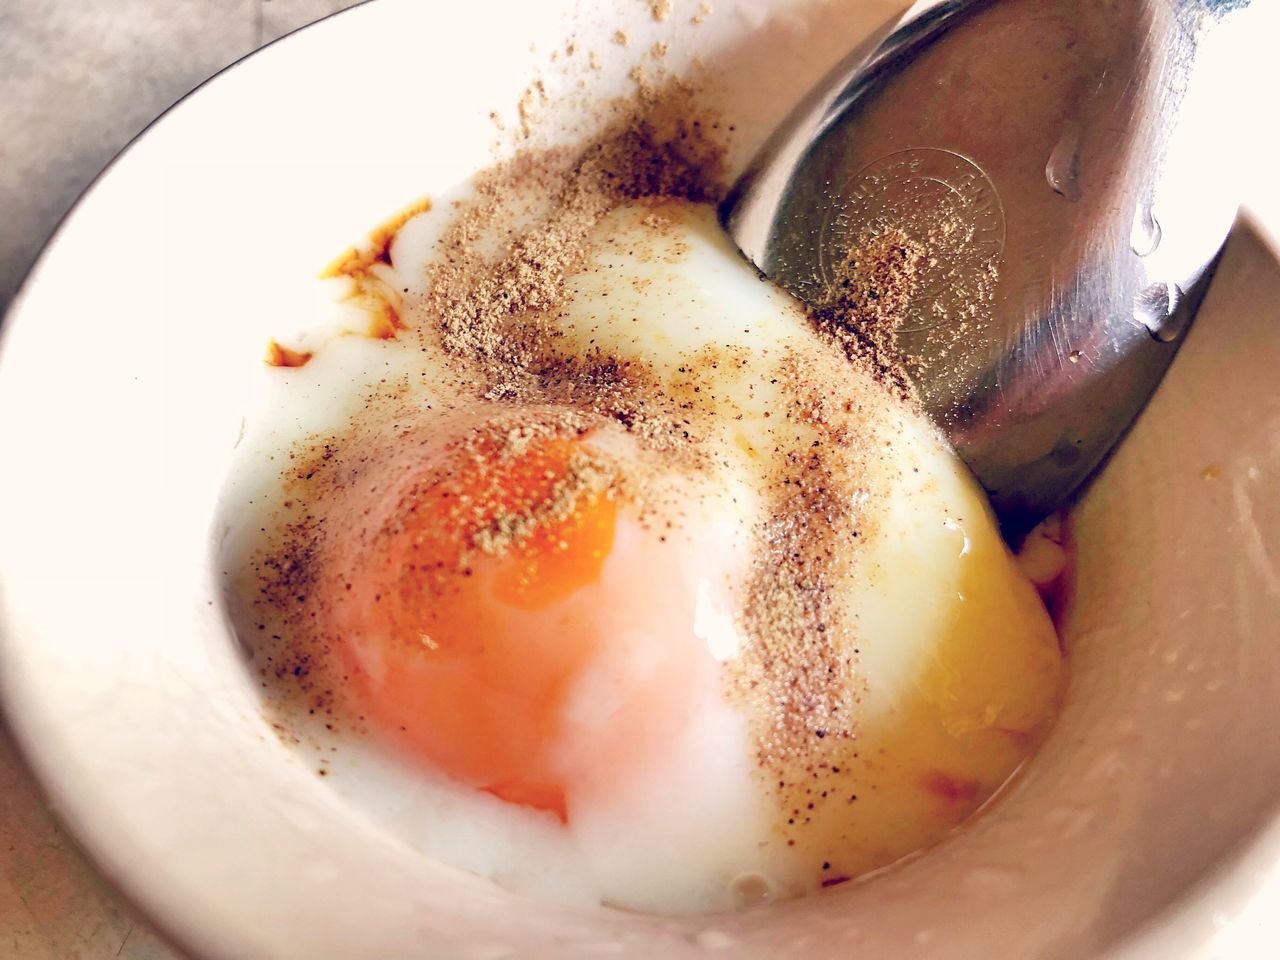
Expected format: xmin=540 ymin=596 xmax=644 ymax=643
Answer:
xmin=723 ymin=0 xmax=1253 ymax=533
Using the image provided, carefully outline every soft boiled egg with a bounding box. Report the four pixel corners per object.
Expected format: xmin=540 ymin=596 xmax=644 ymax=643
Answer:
xmin=229 ymin=198 xmax=1064 ymax=915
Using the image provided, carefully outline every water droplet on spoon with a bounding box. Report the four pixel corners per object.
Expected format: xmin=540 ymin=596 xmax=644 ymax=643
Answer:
xmin=1133 ymin=281 xmax=1186 ymax=341
xmin=1045 ymin=122 xmax=1083 ymax=201
xmin=1131 ymin=203 xmax=1162 ymax=257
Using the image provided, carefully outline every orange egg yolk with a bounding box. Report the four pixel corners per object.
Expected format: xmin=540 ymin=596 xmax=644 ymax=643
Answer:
xmin=320 ymin=432 xmax=699 ymax=822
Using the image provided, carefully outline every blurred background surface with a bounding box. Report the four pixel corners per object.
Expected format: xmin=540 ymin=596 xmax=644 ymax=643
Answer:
xmin=1 ymin=5 xmax=360 ymax=955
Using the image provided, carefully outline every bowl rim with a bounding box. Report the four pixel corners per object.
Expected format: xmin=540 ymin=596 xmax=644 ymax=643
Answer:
xmin=2 ymin=1 xmax=1278 ymax=957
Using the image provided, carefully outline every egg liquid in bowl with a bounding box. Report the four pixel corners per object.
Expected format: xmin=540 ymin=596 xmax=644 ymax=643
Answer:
xmin=221 ymin=85 xmax=1066 ymax=915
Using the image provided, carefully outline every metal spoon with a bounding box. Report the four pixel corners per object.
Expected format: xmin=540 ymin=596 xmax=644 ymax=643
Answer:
xmin=722 ymin=0 xmax=1256 ymax=535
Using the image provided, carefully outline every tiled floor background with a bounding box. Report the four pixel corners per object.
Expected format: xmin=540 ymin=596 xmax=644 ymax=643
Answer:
xmin=1 ymin=5 xmax=361 ymax=956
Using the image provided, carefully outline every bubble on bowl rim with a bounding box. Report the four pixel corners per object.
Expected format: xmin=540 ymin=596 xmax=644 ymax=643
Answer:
xmin=728 ymin=871 xmax=775 ymax=907
xmin=691 ymin=928 xmax=736 ymax=950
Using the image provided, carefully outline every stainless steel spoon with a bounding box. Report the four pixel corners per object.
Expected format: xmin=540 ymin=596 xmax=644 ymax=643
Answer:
xmin=723 ymin=0 xmax=1256 ymax=535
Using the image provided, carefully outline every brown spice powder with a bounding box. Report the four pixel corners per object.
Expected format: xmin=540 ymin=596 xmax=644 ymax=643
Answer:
xmin=472 ymin=450 xmax=618 ymax=556
xmin=648 ymin=0 xmax=675 ymax=22
xmin=420 ymin=81 xmax=725 ymax=439
xmin=727 ymin=351 xmax=881 ymax=826
xmin=810 ymin=226 xmax=925 ymax=400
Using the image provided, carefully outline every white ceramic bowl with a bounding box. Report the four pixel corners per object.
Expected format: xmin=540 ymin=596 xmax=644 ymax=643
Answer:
xmin=2 ymin=1 xmax=1278 ymax=957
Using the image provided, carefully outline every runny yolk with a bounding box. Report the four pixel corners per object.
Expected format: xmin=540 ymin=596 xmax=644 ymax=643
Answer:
xmin=322 ymin=434 xmax=642 ymax=823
